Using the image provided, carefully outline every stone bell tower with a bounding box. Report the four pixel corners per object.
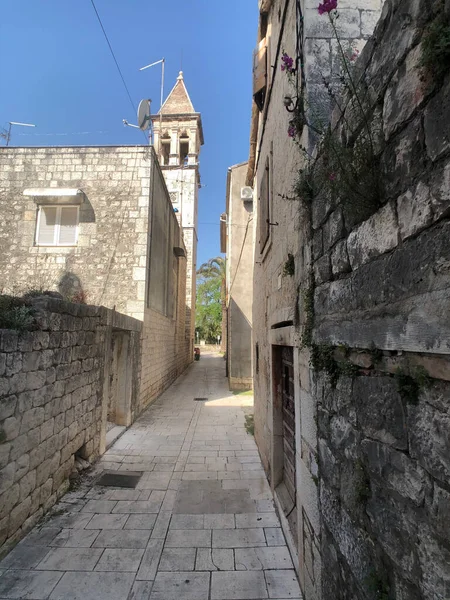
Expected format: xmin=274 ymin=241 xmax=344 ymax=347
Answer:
xmin=151 ymin=71 xmax=204 ymax=357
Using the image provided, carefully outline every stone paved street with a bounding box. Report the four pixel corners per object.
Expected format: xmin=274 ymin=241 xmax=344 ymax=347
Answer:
xmin=0 ymin=353 xmax=301 ymax=600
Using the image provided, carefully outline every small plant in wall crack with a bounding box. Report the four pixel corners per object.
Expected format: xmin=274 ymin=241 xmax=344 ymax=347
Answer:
xmin=283 ymin=254 xmax=295 ymax=277
xmin=301 ymin=274 xmax=315 ymax=348
xmin=420 ymin=0 xmax=450 ymax=84
xmin=369 ymin=342 xmax=383 ymax=365
xmin=366 ymin=569 xmax=391 ymax=600
xmin=395 ymin=366 xmax=432 ymax=405
xmin=354 ymin=459 xmax=371 ymax=505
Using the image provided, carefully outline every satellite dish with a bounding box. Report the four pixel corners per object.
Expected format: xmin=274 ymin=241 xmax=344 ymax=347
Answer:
xmin=241 ymin=186 xmax=253 ymax=201
xmin=137 ymin=99 xmax=151 ymax=131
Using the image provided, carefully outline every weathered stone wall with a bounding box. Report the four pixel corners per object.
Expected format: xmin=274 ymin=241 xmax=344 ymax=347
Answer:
xmin=251 ymin=2 xmax=383 ymax=594
xmin=0 ymin=298 xmax=142 ymax=553
xmin=0 ymin=146 xmax=153 ymax=320
xmin=251 ymin=0 xmax=449 ymax=598
xmin=308 ymin=1 xmax=450 ymax=598
xmin=140 ymin=254 xmax=191 ymax=410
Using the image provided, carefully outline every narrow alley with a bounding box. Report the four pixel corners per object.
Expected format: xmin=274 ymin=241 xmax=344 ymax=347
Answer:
xmin=0 ymin=353 xmax=301 ymax=600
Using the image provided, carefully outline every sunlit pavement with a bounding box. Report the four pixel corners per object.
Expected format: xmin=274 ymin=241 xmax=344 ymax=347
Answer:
xmin=0 ymin=353 xmax=301 ymax=600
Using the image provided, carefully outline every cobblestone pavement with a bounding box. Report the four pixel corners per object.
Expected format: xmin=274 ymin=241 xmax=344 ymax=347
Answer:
xmin=0 ymin=353 xmax=301 ymax=600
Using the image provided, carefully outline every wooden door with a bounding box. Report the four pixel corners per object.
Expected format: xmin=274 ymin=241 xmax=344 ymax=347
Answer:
xmin=281 ymin=346 xmax=296 ymax=503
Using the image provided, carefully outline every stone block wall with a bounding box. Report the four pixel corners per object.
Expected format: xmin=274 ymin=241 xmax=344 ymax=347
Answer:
xmin=0 ymin=146 xmax=152 ymax=320
xmin=305 ymin=1 xmax=450 ymax=598
xmin=0 ymin=297 xmax=142 ymax=553
xmin=251 ymin=0 xmax=449 ymax=598
xmin=140 ymin=260 xmax=191 ymax=410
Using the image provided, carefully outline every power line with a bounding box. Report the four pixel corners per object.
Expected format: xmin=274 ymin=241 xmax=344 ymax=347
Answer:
xmin=90 ymin=0 xmax=136 ymax=112
xmin=89 ymin=0 xmax=148 ymax=144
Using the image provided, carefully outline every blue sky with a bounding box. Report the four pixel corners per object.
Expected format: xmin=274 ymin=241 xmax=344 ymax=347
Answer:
xmin=0 ymin=0 xmax=258 ymax=266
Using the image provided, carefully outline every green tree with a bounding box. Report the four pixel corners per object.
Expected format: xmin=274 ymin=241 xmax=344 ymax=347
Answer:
xmin=195 ymin=275 xmax=222 ymax=343
xmin=196 ymin=256 xmax=226 ymax=348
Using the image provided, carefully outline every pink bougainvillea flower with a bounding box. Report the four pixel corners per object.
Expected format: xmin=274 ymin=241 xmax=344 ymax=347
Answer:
xmin=318 ymin=0 xmax=337 ymax=15
xmin=329 ymin=173 xmax=337 ymax=181
xmin=288 ymin=124 xmax=296 ymax=138
xmin=281 ymin=52 xmax=294 ymax=73
xmin=350 ymin=49 xmax=360 ymax=62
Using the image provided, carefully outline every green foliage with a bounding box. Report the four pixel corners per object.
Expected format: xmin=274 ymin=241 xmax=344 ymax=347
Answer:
xmin=283 ymin=254 xmax=295 ymax=277
xmin=369 ymin=342 xmax=383 ymax=364
xmin=293 ymin=163 xmax=315 ymax=203
xmin=395 ymin=366 xmax=432 ymax=405
xmin=421 ymin=4 xmax=450 ymax=83
xmin=22 ymin=288 xmax=45 ymax=299
xmin=366 ymin=570 xmax=390 ymax=600
xmin=311 ymin=343 xmax=341 ymax=387
xmin=354 ymin=459 xmax=371 ymax=504
xmin=310 ymin=342 xmax=360 ymax=387
xmin=301 ymin=277 xmax=315 ymax=348
xmin=195 ymin=276 xmax=222 ymax=343
xmin=0 ymin=295 xmax=35 ymax=331
xmin=245 ymin=414 xmax=255 ymax=436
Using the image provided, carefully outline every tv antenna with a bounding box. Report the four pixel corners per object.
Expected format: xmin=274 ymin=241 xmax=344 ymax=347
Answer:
xmin=139 ymin=58 xmax=165 ymax=153
xmin=1 ymin=121 xmax=36 ymax=146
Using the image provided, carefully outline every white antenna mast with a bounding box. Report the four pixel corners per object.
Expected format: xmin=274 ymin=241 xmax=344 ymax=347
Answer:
xmin=139 ymin=58 xmax=165 ymax=155
xmin=2 ymin=122 xmax=36 ymax=146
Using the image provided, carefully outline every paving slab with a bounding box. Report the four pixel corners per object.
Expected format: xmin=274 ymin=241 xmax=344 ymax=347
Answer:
xmin=169 ymin=514 xmax=204 ymax=529
xmin=236 ymin=513 xmax=281 ymax=528
xmin=36 ymin=547 xmax=103 ymax=571
xmin=149 ymin=571 xmax=210 ymax=600
xmin=0 ymin=354 xmax=300 ymax=600
xmin=51 ymin=529 xmax=100 ymax=548
xmin=95 ymin=548 xmax=144 ymax=572
xmin=213 ymin=528 xmax=267 ymax=548
xmin=211 ymin=570 xmax=268 ymax=599
xmin=158 ymin=547 xmax=196 ymax=571
xmin=21 ymin=528 xmax=61 ymax=547
xmin=124 ymin=514 xmax=157 ymax=530
xmin=165 ymin=529 xmax=212 ymax=548
xmin=85 ymin=514 xmax=128 ymax=530
xmin=81 ymin=500 xmax=117 ymax=514
xmin=265 ymin=528 xmax=286 ymax=546
xmin=0 ymin=570 xmax=63 ymax=599
xmin=0 ymin=545 xmax=51 ymax=570
xmin=265 ymin=570 xmax=302 ymax=598
xmin=196 ymin=548 xmax=234 ymax=571
xmin=235 ymin=547 xmax=293 ymax=570
xmin=92 ymin=528 xmax=150 ymax=548
xmin=49 ymin=571 xmax=134 ymax=600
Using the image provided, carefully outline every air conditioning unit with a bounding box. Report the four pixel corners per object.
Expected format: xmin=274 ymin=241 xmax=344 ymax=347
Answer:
xmin=241 ymin=186 xmax=253 ymax=201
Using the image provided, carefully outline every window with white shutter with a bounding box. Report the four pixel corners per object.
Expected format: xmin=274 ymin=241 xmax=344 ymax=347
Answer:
xmin=36 ymin=205 xmax=79 ymax=246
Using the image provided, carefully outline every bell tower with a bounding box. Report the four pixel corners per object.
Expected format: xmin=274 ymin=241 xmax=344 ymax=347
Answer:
xmin=151 ymin=71 xmax=204 ymax=356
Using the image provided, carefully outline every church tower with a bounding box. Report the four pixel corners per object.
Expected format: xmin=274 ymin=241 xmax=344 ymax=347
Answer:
xmin=151 ymin=71 xmax=204 ymax=356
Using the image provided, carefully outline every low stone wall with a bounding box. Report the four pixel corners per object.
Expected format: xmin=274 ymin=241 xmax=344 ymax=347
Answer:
xmin=0 ymin=297 xmax=141 ymax=553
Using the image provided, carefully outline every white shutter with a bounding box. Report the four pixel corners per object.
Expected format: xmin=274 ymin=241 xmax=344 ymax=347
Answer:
xmin=37 ymin=206 xmax=57 ymax=245
xmin=58 ymin=206 xmax=78 ymax=245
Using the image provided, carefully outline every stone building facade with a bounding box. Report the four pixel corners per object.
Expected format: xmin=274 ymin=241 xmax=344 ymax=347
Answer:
xmin=247 ymin=0 xmax=450 ymax=598
xmin=152 ymin=72 xmax=204 ymax=358
xmin=221 ymin=162 xmax=254 ymax=391
xmin=0 ymin=144 xmax=191 ymax=410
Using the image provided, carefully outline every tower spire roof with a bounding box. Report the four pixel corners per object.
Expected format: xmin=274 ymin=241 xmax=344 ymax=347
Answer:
xmin=159 ymin=71 xmax=195 ymax=114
